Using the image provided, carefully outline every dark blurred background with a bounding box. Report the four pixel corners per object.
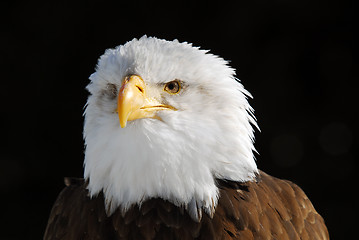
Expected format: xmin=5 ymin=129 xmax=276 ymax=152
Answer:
xmin=1 ymin=0 xmax=354 ymax=239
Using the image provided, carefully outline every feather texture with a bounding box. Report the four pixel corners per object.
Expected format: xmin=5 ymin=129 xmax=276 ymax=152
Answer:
xmin=44 ymin=171 xmax=329 ymax=240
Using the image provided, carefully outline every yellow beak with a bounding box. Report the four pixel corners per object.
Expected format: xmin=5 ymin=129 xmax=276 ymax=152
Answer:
xmin=117 ymin=75 xmax=176 ymax=128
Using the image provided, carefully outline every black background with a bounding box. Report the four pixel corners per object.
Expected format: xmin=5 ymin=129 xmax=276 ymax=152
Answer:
xmin=1 ymin=0 xmax=354 ymax=239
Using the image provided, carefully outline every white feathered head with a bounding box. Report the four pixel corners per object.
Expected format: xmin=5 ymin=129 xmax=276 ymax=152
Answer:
xmin=84 ymin=36 xmax=258 ymax=220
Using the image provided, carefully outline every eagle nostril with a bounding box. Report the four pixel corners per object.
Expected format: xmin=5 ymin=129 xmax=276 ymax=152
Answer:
xmin=136 ymin=85 xmax=144 ymax=93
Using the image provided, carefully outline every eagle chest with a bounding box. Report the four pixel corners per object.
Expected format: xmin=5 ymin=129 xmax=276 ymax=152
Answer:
xmin=43 ymin=172 xmax=329 ymax=240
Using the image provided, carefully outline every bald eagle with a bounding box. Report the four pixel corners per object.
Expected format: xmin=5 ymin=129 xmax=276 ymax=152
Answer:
xmin=44 ymin=36 xmax=329 ymax=240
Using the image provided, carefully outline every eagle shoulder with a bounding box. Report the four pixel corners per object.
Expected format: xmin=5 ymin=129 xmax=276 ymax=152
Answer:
xmin=215 ymin=170 xmax=329 ymax=239
xmin=43 ymin=178 xmax=112 ymax=240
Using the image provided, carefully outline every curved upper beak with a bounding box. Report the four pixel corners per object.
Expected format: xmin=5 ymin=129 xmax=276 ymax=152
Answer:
xmin=117 ymin=75 xmax=176 ymax=128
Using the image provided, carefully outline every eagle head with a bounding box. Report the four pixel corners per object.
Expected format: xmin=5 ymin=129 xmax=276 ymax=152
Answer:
xmin=84 ymin=36 xmax=258 ymax=221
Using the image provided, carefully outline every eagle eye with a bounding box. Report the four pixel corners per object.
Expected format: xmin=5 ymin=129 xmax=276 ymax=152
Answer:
xmin=164 ymin=80 xmax=181 ymax=94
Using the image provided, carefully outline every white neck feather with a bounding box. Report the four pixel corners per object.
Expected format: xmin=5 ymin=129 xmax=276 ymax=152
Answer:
xmin=84 ymin=101 xmax=258 ymax=219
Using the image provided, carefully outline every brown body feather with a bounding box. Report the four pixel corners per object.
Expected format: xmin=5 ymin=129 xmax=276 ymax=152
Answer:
xmin=44 ymin=171 xmax=329 ymax=240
